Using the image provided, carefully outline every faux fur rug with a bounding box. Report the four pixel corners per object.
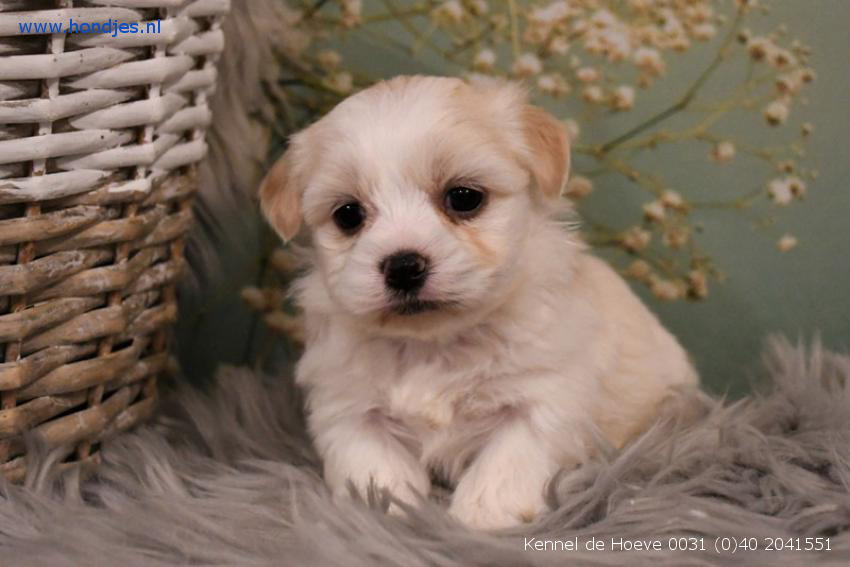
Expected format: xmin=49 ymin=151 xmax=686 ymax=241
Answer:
xmin=1 ymin=339 xmax=849 ymax=566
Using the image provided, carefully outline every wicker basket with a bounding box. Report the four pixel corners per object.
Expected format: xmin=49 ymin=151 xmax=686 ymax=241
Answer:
xmin=0 ymin=0 xmax=229 ymax=482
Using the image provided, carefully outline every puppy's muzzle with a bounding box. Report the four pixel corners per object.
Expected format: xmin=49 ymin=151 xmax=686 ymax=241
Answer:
xmin=381 ymin=250 xmax=429 ymax=294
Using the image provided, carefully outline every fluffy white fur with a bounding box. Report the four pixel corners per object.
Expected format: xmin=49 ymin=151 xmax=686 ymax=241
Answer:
xmin=259 ymin=76 xmax=698 ymax=530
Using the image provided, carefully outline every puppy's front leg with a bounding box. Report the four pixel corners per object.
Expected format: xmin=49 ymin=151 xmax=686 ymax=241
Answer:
xmin=448 ymin=414 xmax=567 ymax=530
xmin=317 ymin=414 xmax=429 ymax=512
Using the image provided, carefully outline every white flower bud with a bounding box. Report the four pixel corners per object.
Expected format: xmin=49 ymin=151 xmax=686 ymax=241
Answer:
xmin=317 ymin=50 xmax=342 ymax=71
xmin=512 ymin=53 xmax=543 ymax=77
xmin=565 ymin=175 xmax=593 ymax=199
xmin=621 ymin=226 xmax=651 ymax=251
xmin=764 ymin=100 xmax=789 ymax=126
xmin=777 ymin=234 xmax=798 ymax=252
xmin=687 ymin=270 xmax=708 ymax=299
xmin=472 ymin=48 xmax=496 ymax=71
xmin=650 ymin=278 xmax=683 ymax=301
xmin=633 ymin=47 xmax=665 ymax=76
xmin=432 ymin=0 xmax=464 ymax=25
xmin=661 ymin=190 xmax=685 ymax=211
xmin=692 ymin=23 xmax=716 ymax=41
xmin=576 ymin=66 xmax=600 ymax=83
xmin=612 ymin=85 xmax=635 ymax=110
xmin=625 ymin=259 xmax=652 ymax=282
xmin=582 ymin=85 xmax=604 ymax=104
xmin=326 ymin=72 xmax=353 ymax=94
xmin=768 ymin=178 xmax=793 ymax=205
xmin=643 ymin=200 xmax=666 ymax=222
xmin=711 ymin=141 xmax=736 ymax=163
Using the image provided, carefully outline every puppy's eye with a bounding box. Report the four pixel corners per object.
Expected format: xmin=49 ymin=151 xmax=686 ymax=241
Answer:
xmin=332 ymin=201 xmax=365 ymax=233
xmin=444 ymin=187 xmax=485 ymax=217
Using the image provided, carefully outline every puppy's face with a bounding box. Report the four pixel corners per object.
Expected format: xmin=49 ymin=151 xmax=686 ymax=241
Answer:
xmin=261 ymin=76 xmax=570 ymax=339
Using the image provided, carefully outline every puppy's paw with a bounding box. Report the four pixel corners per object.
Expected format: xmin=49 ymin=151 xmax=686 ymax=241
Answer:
xmin=448 ymin=473 xmax=548 ymax=530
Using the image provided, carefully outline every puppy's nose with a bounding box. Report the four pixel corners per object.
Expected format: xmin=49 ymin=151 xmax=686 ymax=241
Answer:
xmin=381 ymin=251 xmax=429 ymax=293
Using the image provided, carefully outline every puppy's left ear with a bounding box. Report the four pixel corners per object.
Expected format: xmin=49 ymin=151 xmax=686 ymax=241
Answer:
xmin=259 ymin=149 xmax=302 ymax=242
xmin=520 ymin=105 xmax=571 ymax=202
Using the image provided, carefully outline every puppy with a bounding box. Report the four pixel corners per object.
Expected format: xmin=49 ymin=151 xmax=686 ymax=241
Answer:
xmin=259 ymin=76 xmax=698 ymax=530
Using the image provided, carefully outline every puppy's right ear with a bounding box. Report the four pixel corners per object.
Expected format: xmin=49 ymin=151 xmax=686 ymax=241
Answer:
xmin=259 ymin=149 xmax=302 ymax=242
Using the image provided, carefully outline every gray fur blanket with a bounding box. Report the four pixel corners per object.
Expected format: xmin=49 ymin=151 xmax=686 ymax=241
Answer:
xmin=1 ymin=339 xmax=848 ymax=566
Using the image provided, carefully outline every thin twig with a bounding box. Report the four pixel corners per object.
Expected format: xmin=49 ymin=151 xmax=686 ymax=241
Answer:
xmin=596 ymin=12 xmax=743 ymax=154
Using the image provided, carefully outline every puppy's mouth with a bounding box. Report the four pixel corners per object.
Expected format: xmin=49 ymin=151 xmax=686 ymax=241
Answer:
xmin=389 ymin=298 xmax=442 ymax=316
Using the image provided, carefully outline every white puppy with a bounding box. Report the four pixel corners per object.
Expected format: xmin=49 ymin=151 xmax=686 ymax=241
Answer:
xmin=260 ymin=76 xmax=698 ymax=530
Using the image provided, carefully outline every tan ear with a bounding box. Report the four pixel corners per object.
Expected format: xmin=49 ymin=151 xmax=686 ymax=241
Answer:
xmin=259 ymin=151 xmax=302 ymax=242
xmin=521 ymin=105 xmax=571 ymax=201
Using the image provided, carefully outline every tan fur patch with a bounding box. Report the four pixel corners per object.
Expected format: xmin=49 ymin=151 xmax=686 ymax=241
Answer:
xmin=458 ymin=223 xmax=502 ymax=267
xmin=259 ymin=152 xmax=301 ymax=241
xmin=520 ymin=105 xmax=571 ymax=200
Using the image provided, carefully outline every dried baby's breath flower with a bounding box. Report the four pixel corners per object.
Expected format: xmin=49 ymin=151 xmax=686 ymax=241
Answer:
xmin=747 ymin=36 xmax=773 ymax=61
xmin=612 ymin=85 xmax=635 ymax=110
xmin=736 ymin=0 xmax=759 ymax=12
xmin=633 ymin=47 xmax=665 ymax=77
xmin=529 ymin=0 xmax=572 ymax=25
xmin=798 ymin=67 xmax=816 ymax=83
xmin=669 ymin=35 xmax=692 ymax=52
xmin=711 ymin=141 xmax=736 ymax=163
xmin=684 ymin=4 xmax=714 ymax=24
xmin=432 ymin=0 xmax=465 ymax=25
xmin=786 ymin=176 xmax=807 ymax=198
xmin=326 ymin=71 xmax=354 ymax=94
xmin=768 ymin=177 xmax=793 ymax=205
xmin=582 ymin=85 xmax=605 ymax=104
xmin=691 ymin=23 xmax=717 ymax=41
xmin=627 ymin=0 xmax=652 ymax=12
xmin=663 ymin=225 xmax=690 ymax=249
xmin=576 ymin=66 xmax=600 ymax=83
xmin=565 ymin=175 xmax=593 ymax=199
xmin=467 ymin=0 xmax=488 ymax=16
xmin=660 ymin=9 xmax=685 ymax=37
xmin=537 ymin=73 xmax=571 ymax=96
xmin=241 ymin=286 xmax=267 ymax=312
xmin=339 ymin=0 xmax=362 ymax=27
xmin=687 ymin=269 xmax=708 ymax=299
xmin=777 ymin=160 xmax=795 ymax=173
xmin=548 ymin=35 xmax=570 ymax=55
xmin=764 ymin=99 xmax=789 ymax=126
xmin=512 ymin=53 xmax=543 ymax=77
xmin=472 ymin=48 xmax=496 ymax=71
xmin=317 ymin=49 xmax=342 ymax=71
xmin=767 ymin=47 xmax=796 ymax=69
xmin=643 ymin=200 xmax=666 ymax=222
xmin=777 ymin=234 xmax=798 ymax=252
xmin=621 ymin=226 xmax=652 ymax=252
xmin=775 ymin=73 xmax=802 ymax=96
xmin=650 ymin=278 xmax=683 ymax=301
xmin=588 ymin=26 xmax=632 ymax=62
xmin=625 ymin=259 xmax=652 ymax=282
xmin=590 ymin=8 xmax=617 ymax=28
xmin=661 ymin=189 xmax=686 ymax=211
